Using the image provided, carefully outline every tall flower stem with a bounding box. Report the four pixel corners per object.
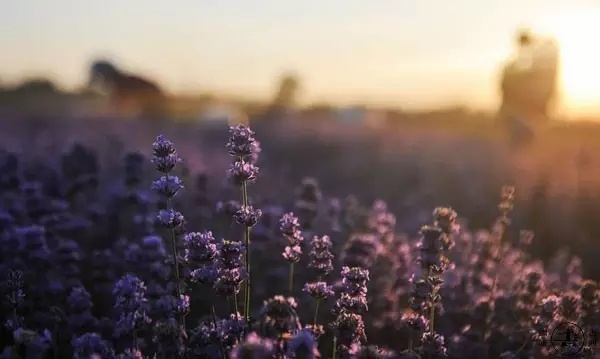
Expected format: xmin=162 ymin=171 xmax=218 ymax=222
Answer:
xmin=313 ymin=299 xmax=320 ymax=326
xmin=241 ymin=178 xmax=251 ymax=321
xmin=288 ymin=263 xmax=295 ymax=294
xmin=485 ymin=187 xmax=514 ymax=338
xmin=332 ymin=336 xmax=337 ymax=359
xmin=165 ymin=173 xmax=185 ymax=330
xmin=427 ymin=267 xmax=436 ymax=333
xmin=313 ymin=276 xmax=322 ymax=325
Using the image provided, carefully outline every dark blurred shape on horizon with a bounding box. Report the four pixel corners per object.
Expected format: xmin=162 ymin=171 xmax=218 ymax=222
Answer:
xmin=262 ymin=73 xmax=302 ymax=123
xmin=88 ymin=59 xmax=168 ymax=119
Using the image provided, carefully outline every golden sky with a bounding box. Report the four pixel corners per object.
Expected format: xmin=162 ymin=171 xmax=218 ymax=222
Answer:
xmin=2 ymin=0 xmax=600 ymax=116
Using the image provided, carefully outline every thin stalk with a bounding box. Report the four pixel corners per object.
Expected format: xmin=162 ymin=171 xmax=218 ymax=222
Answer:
xmin=427 ymin=266 xmax=436 ymax=333
xmin=408 ymin=333 xmax=413 ymax=353
xmin=241 ymin=176 xmax=251 ymax=322
xmin=165 ymin=173 xmax=185 ymax=330
xmin=288 ymin=263 xmax=295 ymax=294
xmin=313 ymin=299 xmax=320 ymax=326
xmin=234 ymin=294 xmax=239 ymax=315
xmin=484 ymin=214 xmax=510 ymax=339
xmin=313 ymin=275 xmax=322 ymax=326
xmin=332 ymin=336 xmax=337 ymax=359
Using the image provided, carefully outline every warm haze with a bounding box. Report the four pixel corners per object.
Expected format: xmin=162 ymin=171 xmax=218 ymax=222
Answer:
xmin=2 ymin=0 xmax=600 ymax=117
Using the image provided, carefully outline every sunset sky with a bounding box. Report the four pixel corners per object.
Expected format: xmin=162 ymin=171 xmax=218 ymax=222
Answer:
xmin=2 ymin=0 xmax=600 ymax=116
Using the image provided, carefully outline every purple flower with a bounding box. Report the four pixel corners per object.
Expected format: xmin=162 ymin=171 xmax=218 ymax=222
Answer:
xmin=234 ymin=206 xmax=262 ymax=227
xmin=303 ymin=282 xmax=334 ymax=300
xmin=339 ymin=267 xmax=370 ymax=297
xmin=259 ymin=295 xmax=302 ymax=338
xmin=409 ymin=275 xmax=434 ymax=314
xmin=331 ymin=312 xmax=366 ymax=354
xmin=190 ymin=265 xmax=219 ymax=284
xmin=419 ymin=332 xmax=447 ymax=359
xmin=151 ymin=135 xmax=181 ymax=174
xmin=400 ymin=312 xmax=429 ymax=335
xmin=117 ymin=348 xmax=145 ymax=359
xmin=283 ymin=245 xmax=302 ymax=263
xmin=287 ymin=328 xmax=320 ymax=359
xmin=304 ymin=324 xmax=325 ymax=339
xmin=230 ymin=332 xmax=275 ymax=359
xmin=217 ymin=240 xmax=246 ymax=268
xmin=112 ymin=274 xmax=152 ymax=338
xmin=279 ymin=212 xmax=302 ymax=244
xmin=67 ymin=286 xmax=98 ymax=335
xmin=367 ymin=200 xmax=397 ymax=236
xmin=154 ymin=294 xmax=190 ymax=318
xmin=352 ymin=345 xmax=397 ymax=359
xmin=3 ymin=269 xmax=25 ymax=331
xmin=432 ymin=207 xmax=458 ymax=236
xmin=249 ymin=140 xmax=261 ymax=164
xmin=184 ymin=231 xmax=218 ymax=264
xmin=226 ymin=125 xmax=258 ymax=158
xmin=416 ymin=226 xmax=448 ymax=271
xmin=152 ymin=316 xmax=187 ymax=358
xmin=157 ymin=209 xmax=185 ymax=229
xmin=72 ymin=333 xmax=113 ymax=359
xmin=216 ymin=200 xmax=242 ymax=217
xmin=151 ymin=175 xmax=183 ymax=198
xmin=334 ymin=293 xmax=368 ymax=315
xmin=214 ymin=267 xmax=248 ymax=297
xmin=214 ymin=240 xmax=247 ymax=296
xmin=229 ymin=160 xmax=259 ymax=186
xmin=308 ymin=235 xmax=334 ymax=277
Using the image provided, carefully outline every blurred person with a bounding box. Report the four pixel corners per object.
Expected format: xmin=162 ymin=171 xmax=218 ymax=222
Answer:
xmin=262 ymin=72 xmax=301 ymax=124
xmin=88 ymin=60 xmax=168 ymax=119
xmin=498 ymin=29 xmax=560 ymax=149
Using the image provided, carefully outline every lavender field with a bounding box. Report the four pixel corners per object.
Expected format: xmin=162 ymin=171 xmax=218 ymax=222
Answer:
xmin=1 ymin=114 xmax=600 ymax=359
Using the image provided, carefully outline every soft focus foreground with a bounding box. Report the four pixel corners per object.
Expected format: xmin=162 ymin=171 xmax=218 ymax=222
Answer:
xmin=1 ymin=117 xmax=600 ymax=359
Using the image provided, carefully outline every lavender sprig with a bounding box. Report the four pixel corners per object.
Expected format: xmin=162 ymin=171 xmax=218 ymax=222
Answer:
xmin=151 ymin=135 xmax=186 ymax=334
xmin=304 ymin=235 xmax=335 ymax=327
xmin=226 ymin=124 xmax=261 ymax=322
xmin=280 ymin=212 xmax=303 ymax=293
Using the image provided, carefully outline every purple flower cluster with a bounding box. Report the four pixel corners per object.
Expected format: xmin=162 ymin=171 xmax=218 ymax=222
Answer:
xmin=280 ymin=212 xmax=303 ymax=264
xmin=331 ymin=266 xmax=370 ymax=357
xmin=184 ymin=231 xmax=218 ymax=284
xmin=214 ymin=240 xmax=248 ymax=297
xmin=2 ymin=123 xmax=600 ymax=359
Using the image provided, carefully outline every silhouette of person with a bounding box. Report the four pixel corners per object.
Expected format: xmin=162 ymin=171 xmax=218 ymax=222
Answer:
xmin=498 ymin=29 xmax=559 ymax=150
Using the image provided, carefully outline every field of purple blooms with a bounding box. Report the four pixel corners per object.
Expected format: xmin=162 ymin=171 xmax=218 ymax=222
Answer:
xmin=1 ymin=116 xmax=600 ymax=359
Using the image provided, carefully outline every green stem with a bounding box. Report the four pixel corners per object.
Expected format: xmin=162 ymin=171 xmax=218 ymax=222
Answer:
xmin=234 ymin=294 xmax=239 ymax=315
xmin=288 ymin=263 xmax=295 ymax=294
xmin=313 ymin=299 xmax=320 ymax=326
xmin=332 ymin=336 xmax=337 ymax=359
xmin=485 ymin=214 xmax=510 ymax=338
xmin=313 ymin=275 xmax=322 ymax=326
xmin=408 ymin=333 xmax=413 ymax=352
xmin=242 ymin=176 xmax=251 ymax=322
xmin=165 ymin=173 xmax=185 ymax=331
xmin=427 ymin=266 xmax=436 ymax=333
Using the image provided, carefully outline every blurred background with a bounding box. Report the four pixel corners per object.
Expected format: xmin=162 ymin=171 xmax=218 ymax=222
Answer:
xmin=2 ymin=0 xmax=600 ymax=278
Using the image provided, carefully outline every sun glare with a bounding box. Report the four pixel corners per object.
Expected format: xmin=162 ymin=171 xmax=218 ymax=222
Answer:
xmin=536 ymin=9 xmax=600 ymax=115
